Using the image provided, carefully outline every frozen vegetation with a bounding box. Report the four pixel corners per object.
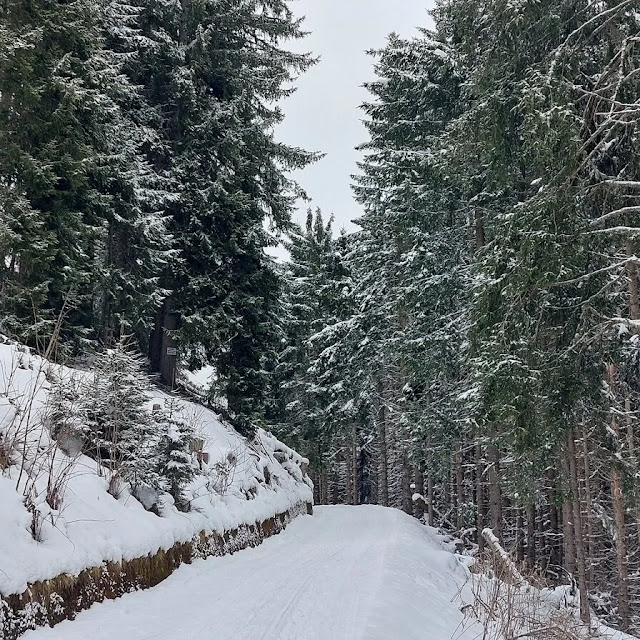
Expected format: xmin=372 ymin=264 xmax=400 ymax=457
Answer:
xmin=0 ymin=337 xmax=311 ymax=598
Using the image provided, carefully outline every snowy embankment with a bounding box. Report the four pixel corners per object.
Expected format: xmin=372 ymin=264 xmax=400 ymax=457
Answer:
xmin=22 ymin=505 xmax=479 ymax=640
xmin=0 ymin=339 xmax=312 ymax=599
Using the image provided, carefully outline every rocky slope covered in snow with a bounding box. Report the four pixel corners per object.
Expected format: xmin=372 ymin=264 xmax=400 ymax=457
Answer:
xmin=0 ymin=338 xmax=312 ymax=607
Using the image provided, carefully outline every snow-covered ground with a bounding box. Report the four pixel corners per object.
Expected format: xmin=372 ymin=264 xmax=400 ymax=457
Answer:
xmin=22 ymin=505 xmax=481 ymax=640
xmin=0 ymin=339 xmax=312 ymax=597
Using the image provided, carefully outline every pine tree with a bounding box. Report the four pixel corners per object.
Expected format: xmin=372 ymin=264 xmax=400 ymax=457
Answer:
xmin=274 ymin=210 xmax=355 ymax=481
xmin=152 ymin=400 xmax=196 ymax=512
xmin=0 ymin=0 xmax=171 ymax=353
xmin=81 ymin=339 xmax=154 ymax=494
xmin=131 ymin=0 xmax=318 ymax=431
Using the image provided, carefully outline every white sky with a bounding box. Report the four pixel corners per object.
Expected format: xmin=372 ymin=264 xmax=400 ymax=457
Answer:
xmin=275 ymin=0 xmax=435 ymax=240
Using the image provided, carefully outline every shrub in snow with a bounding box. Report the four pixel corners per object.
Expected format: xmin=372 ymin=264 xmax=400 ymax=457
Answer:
xmin=0 ymin=437 xmax=12 ymax=469
xmin=46 ymin=340 xmax=197 ymax=510
xmin=46 ymin=374 xmax=86 ymax=457
xmin=151 ymin=402 xmax=198 ymax=512
xmin=209 ymin=449 xmax=240 ymax=496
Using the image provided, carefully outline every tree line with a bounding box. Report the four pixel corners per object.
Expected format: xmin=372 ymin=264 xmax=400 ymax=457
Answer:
xmin=0 ymin=0 xmax=315 ymax=432
xmin=272 ymin=1 xmax=640 ymax=634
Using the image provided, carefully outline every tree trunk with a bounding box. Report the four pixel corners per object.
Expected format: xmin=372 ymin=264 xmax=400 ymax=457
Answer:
xmin=378 ymin=384 xmax=389 ymax=507
xmin=547 ymin=468 xmax=561 ymax=575
xmin=149 ymin=298 xmax=179 ymax=388
xmin=455 ymin=442 xmax=465 ymax=529
xmin=581 ymin=425 xmax=594 ymax=591
xmin=562 ymin=497 xmax=576 ymax=577
xmin=608 ymin=363 xmax=630 ymax=631
xmin=611 ymin=461 xmax=630 ymax=631
xmin=346 ymin=443 xmax=353 ymax=506
xmin=352 ymin=434 xmax=358 ymax=506
xmin=474 ymin=209 xmax=485 ymax=250
xmin=402 ymin=452 xmax=413 ymax=515
xmin=476 ymin=442 xmax=485 ymax=552
xmin=567 ymin=429 xmax=590 ymax=624
xmin=626 ymin=239 xmax=640 ymax=320
xmin=413 ymin=467 xmax=424 ymax=519
xmin=488 ymin=429 xmax=502 ymax=537
xmin=526 ymin=503 xmax=536 ymax=569
xmin=427 ymin=475 xmax=435 ymax=527
xmin=516 ymin=510 xmax=525 ymax=563
xmin=610 ymin=416 xmax=630 ymax=631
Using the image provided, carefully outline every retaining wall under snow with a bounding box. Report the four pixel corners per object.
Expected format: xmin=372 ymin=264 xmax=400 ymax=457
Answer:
xmin=0 ymin=500 xmax=312 ymax=640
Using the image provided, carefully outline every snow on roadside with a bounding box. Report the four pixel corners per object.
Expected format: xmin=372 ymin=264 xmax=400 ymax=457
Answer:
xmin=0 ymin=339 xmax=312 ymax=597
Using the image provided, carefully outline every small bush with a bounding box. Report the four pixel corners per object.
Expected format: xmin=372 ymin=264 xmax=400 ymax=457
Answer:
xmin=461 ymin=543 xmax=599 ymax=640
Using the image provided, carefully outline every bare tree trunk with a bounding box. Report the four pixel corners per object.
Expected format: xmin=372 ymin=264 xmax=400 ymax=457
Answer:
xmin=607 ymin=364 xmax=630 ymax=631
xmin=611 ymin=462 xmax=630 ymax=631
xmin=516 ymin=510 xmax=525 ymax=563
xmin=611 ymin=418 xmax=630 ymax=631
xmin=548 ymin=498 xmax=560 ymax=574
xmin=352 ymin=434 xmax=358 ymax=506
xmin=321 ymin=468 xmax=328 ymax=505
xmin=346 ymin=443 xmax=354 ymax=506
xmin=455 ymin=443 xmax=465 ymax=529
xmin=488 ymin=428 xmax=502 ymax=537
xmin=473 ymin=208 xmax=487 ymax=550
xmin=427 ymin=475 xmax=435 ymax=527
xmin=624 ymin=240 xmax=640 ymax=554
xmin=547 ymin=468 xmax=561 ymax=574
xmin=149 ymin=298 xmax=179 ymax=388
xmin=476 ymin=442 xmax=485 ymax=552
xmin=562 ymin=497 xmax=576 ymax=578
xmin=474 ymin=209 xmax=485 ymax=250
xmin=581 ymin=425 xmax=594 ymax=591
xmin=331 ymin=465 xmax=340 ymax=505
xmin=378 ymin=383 xmax=389 ymax=507
xmin=567 ymin=429 xmax=590 ymax=624
xmin=402 ymin=452 xmax=413 ymax=514
xmin=526 ymin=503 xmax=536 ymax=569
xmin=413 ymin=467 xmax=424 ymax=519
xmin=626 ymin=239 xmax=640 ymax=319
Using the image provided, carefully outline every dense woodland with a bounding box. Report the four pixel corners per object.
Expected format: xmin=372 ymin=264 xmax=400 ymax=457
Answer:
xmin=273 ymin=1 xmax=640 ymax=635
xmin=0 ymin=0 xmax=316 ymax=434
xmin=2 ymin=0 xmax=640 ymax=636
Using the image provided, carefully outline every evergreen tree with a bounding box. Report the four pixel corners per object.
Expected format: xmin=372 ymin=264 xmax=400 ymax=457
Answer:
xmin=152 ymin=400 xmax=196 ymax=511
xmin=0 ymin=0 xmax=170 ymax=352
xmin=132 ymin=0 xmax=318 ymax=430
xmin=81 ymin=339 xmax=155 ymax=492
xmin=274 ymin=209 xmax=355 ymax=477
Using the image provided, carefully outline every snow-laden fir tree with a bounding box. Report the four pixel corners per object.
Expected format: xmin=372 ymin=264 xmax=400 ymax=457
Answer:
xmin=151 ymin=400 xmax=197 ymax=512
xmin=0 ymin=0 xmax=170 ymax=353
xmin=273 ymin=209 xmax=360 ymax=502
xmin=128 ymin=0 xmax=319 ymax=431
xmin=80 ymin=339 xmax=155 ymax=496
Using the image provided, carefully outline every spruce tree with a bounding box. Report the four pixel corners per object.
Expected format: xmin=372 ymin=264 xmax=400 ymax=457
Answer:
xmin=0 ymin=0 xmax=170 ymax=353
xmin=130 ymin=0 xmax=317 ymax=431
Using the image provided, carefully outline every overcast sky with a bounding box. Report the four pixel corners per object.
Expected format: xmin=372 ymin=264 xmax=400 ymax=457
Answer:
xmin=275 ymin=0 xmax=435 ymax=241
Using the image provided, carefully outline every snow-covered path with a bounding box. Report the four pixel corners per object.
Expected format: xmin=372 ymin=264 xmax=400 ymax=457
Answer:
xmin=24 ymin=506 xmax=478 ymax=640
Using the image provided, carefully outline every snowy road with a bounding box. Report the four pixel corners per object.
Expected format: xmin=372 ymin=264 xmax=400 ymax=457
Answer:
xmin=24 ymin=506 xmax=479 ymax=640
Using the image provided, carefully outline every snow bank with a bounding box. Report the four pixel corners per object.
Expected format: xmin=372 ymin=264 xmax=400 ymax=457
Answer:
xmin=0 ymin=339 xmax=312 ymax=597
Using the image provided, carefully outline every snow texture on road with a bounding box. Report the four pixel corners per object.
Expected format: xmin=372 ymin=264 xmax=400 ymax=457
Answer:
xmin=23 ymin=505 xmax=478 ymax=640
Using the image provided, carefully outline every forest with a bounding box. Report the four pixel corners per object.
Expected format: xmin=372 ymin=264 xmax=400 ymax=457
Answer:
xmin=1 ymin=0 xmax=640 ymax=637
